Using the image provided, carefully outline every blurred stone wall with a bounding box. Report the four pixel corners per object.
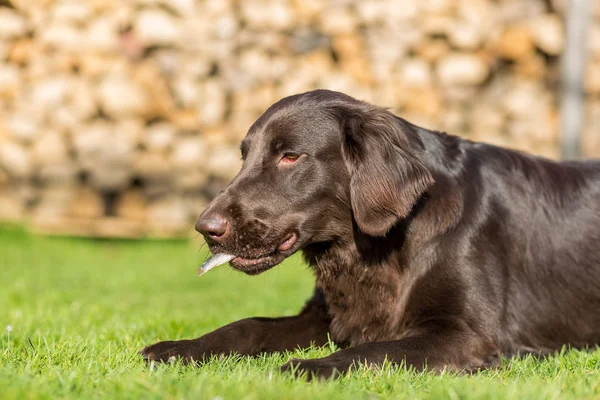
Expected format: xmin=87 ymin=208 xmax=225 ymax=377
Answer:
xmin=0 ymin=0 xmax=599 ymax=237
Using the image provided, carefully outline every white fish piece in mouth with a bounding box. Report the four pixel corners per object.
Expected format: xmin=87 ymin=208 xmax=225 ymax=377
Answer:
xmin=197 ymin=253 xmax=235 ymax=276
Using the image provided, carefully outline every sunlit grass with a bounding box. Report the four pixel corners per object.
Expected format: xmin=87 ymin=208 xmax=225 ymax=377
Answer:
xmin=1 ymin=226 xmax=600 ymax=399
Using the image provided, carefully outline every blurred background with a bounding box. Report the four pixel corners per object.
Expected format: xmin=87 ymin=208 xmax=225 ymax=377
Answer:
xmin=0 ymin=0 xmax=598 ymax=239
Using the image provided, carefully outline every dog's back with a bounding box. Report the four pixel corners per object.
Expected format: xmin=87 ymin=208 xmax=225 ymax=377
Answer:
xmin=465 ymin=144 xmax=600 ymax=355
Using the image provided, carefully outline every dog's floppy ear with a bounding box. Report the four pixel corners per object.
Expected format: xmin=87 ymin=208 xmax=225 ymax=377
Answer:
xmin=337 ymin=105 xmax=434 ymax=236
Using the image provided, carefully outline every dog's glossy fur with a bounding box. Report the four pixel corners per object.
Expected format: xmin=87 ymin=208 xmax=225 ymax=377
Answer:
xmin=142 ymin=90 xmax=600 ymax=379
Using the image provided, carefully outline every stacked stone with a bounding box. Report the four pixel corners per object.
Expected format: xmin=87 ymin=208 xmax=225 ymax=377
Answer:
xmin=0 ymin=0 xmax=597 ymax=237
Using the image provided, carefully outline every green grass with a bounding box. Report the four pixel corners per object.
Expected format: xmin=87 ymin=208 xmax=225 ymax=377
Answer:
xmin=1 ymin=226 xmax=600 ymax=399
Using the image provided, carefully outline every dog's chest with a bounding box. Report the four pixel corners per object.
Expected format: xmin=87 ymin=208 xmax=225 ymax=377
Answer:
xmin=314 ymin=264 xmax=407 ymax=346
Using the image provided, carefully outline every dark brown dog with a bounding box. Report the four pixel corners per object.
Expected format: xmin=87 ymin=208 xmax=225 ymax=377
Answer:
xmin=141 ymin=89 xmax=600 ymax=379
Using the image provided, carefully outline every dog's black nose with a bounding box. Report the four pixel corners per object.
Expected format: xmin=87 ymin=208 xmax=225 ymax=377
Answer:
xmin=195 ymin=215 xmax=230 ymax=243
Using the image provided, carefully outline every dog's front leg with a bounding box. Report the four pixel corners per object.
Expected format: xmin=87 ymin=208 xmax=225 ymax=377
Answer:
xmin=141 ymin=290 xmax=330 ymax=363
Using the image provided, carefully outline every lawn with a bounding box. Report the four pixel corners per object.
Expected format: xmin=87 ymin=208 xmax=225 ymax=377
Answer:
xmin=1 ymin=226 xmax=600 ymax=399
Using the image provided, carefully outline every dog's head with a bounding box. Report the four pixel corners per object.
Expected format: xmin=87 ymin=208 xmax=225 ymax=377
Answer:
xmin=196 ymin=90 xmax=434 ymax=274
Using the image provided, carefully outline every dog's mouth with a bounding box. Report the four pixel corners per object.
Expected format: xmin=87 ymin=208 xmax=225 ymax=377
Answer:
xmin=198 ymin=233 xmax=298 ymax=276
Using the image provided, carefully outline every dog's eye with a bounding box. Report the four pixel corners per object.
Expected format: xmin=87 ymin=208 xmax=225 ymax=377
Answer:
xmin=280 ymin=153 xmax=301 ymax=165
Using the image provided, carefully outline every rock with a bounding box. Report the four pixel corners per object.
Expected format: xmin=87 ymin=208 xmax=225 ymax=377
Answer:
xmin=179 ymin=16 xmax=210 ymax=52
xmin=549 ymin=0 xmax=568 ymax=14
xmin=90 ymin=168 xmax=132 ymax=193
xmin=583 ymin=101 xmax=600 ymax=154
xmin=0 ymin=168 xmax=7 ymax=188
xmin=85 ymin=16 xmax=119 ymax=53
xmin=196 ymin=80 xmax=227 ymax=127
xmin=319 ymin=6 xmax=357 ymax=34
xmin=52 ymin=1 xmax=93 ymax=23
xmin=88 ymin=131 xmax=134 ymax=189
xmin=98 ymin=73 xmax=149 ymax=118
xmin=133 ymin=61 xmax=176 ymax=118
xmin=448 ymin=23 xmax=482 ymax=50
xmin=443 ymin=85 xmax=478 ymax=103
xmin=399 ymin=59 xmax=432 ymax=88
xmin=588 ymin=23 xmax=600 ymax=57
xmin=68 ymin=187 xmax=105 ymax=219
xmin=172 ymin=137 xmax=209 ymax=170
xmin=403 ymin=87 xmax=443 ymax=118
xmin=0 ymin=140 xmax=32 ymax=179
xmin=72 ymin=121 xmax=107 ymax=160
xmin=470 ymin=104 xmax=505 ymax=133
xmin=206 ymin=146 xmax=242 ymax=180
xmin=437 ymin=53 xmax=489 ymax=86
xmin=135 ymin=0 xmax=197 ymax=15
xmin=167 ymin=0 xmax=197 ymax=15
xmin=289 ymin=29 xmax=330 ymax=55
xmin=266 ymin=1 xmax=294 ymax=30
xmin=133 ymin=151 xmax=173 ymax=181
xmin=26 ymin=53 xmax=53 ymax=81
xmin=31 ymin=130 xmax=69 ymax=165
xmin=174 ymin=170 xmax=208 ymax=191
xmin=291 ymin=0 xmax=326 ymax=21
xmin=32 ymin=187 xmax=73 ymax=220
xmin=152 ymin=49 xmax=182 ymax=76
xmin=496 ymin=0 xmax=546 ymax=21
xmin=507 ymin=116 xmax=554 ymax=145
xmin=115 ymin=189 xmax=147 ymax=221
xmin=50 ymin=107 xmax=78 ymax=132
xmin=31 ymin=76 xmax=71 ymax=110
xmin=169 ymin=109 xmax=198 ymax=131
xmin=144 ymin=122 xmax=176 ymax=152
xmin=496 ymin=25 xmax=534 ymax=60
xmin=0 ymin=0 xmax=577 ymax=233
xmin=422 ymin=15 xmax=454 ymax=37
xmin=356 ymin=1 xmax=387 ymax=24
xmin=241 ymin=0 xmax=293 ymax=30
xmin=0 ymin=189 xmax=25 ymax=222
xmin=78 ymin=53 xmax=120 ymax=78
xmin=238 ymin=48 xmax=274 ymax=82
xmin=74 ymin=122 xmax=134 ymax=191
xmin=134 ymin=9 xmax=181 ymax=47
xmin=8 ymin=38 xmax=34 ymax=65
xmin=147 ymin=197 xmax=190 ymax=229
xmin=586 ymin=61 xmax=600 ymax=94
xmin=317 ymin=72 xmax=359 ymax=97
xmin=40 ymin=23 xmax=84 ymax=51
xmin=528 ymin=14 xmax=564 ymax=56
xmin=212 ymin=14 xmax=238 ymax=39
xmin=182 ymin=193 xmax=210 ymax=225
xmin=0 ymin=63 xmax=20 ymax=97
xmin=70 ymin=79 xmax=98 ymax=120
xmin=0 ymin=9 xmax=27 ymax=39
xmin=514 ymin=54 xmax=546 ymax=79
xmin=440 ymin=106 xmax=466 ymax=134
xmin=384 ymin=0 xmax=419 ymax=22
xmin=38 ymin=162 xmax=78 ymax=185
xmin=0 ymin=41 xmax=9 ymax=61
xmin=333 ymin=34 xmax=363 ymax=60
xmin=6 ymin=110 xmax=41 ymax=142
xmin=501 ymin=82 xmax=548 ymax=118
xmin=415 ymin=38 xmax=449 ymax=62
xmin=117 ymin=119 xmax=145 ymax=148
xmin=250 ymin=84 xmax=277 ymax=112
xmin=239 ymin=1 xmax=267 ymax=29
xmin=202 ymin=0 xmax=233 ymax=16
xmin=419 ymin=0 xmax=454 ymax=14
xmin=172 ymin=76 xmax=200 ymax=108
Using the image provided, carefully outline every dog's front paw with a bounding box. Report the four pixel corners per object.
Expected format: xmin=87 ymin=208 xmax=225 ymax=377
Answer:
xmin=140 ymin=340 xmax=203 ymax=364
xmin=280 ymin=357 xmax=346 ymax=380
